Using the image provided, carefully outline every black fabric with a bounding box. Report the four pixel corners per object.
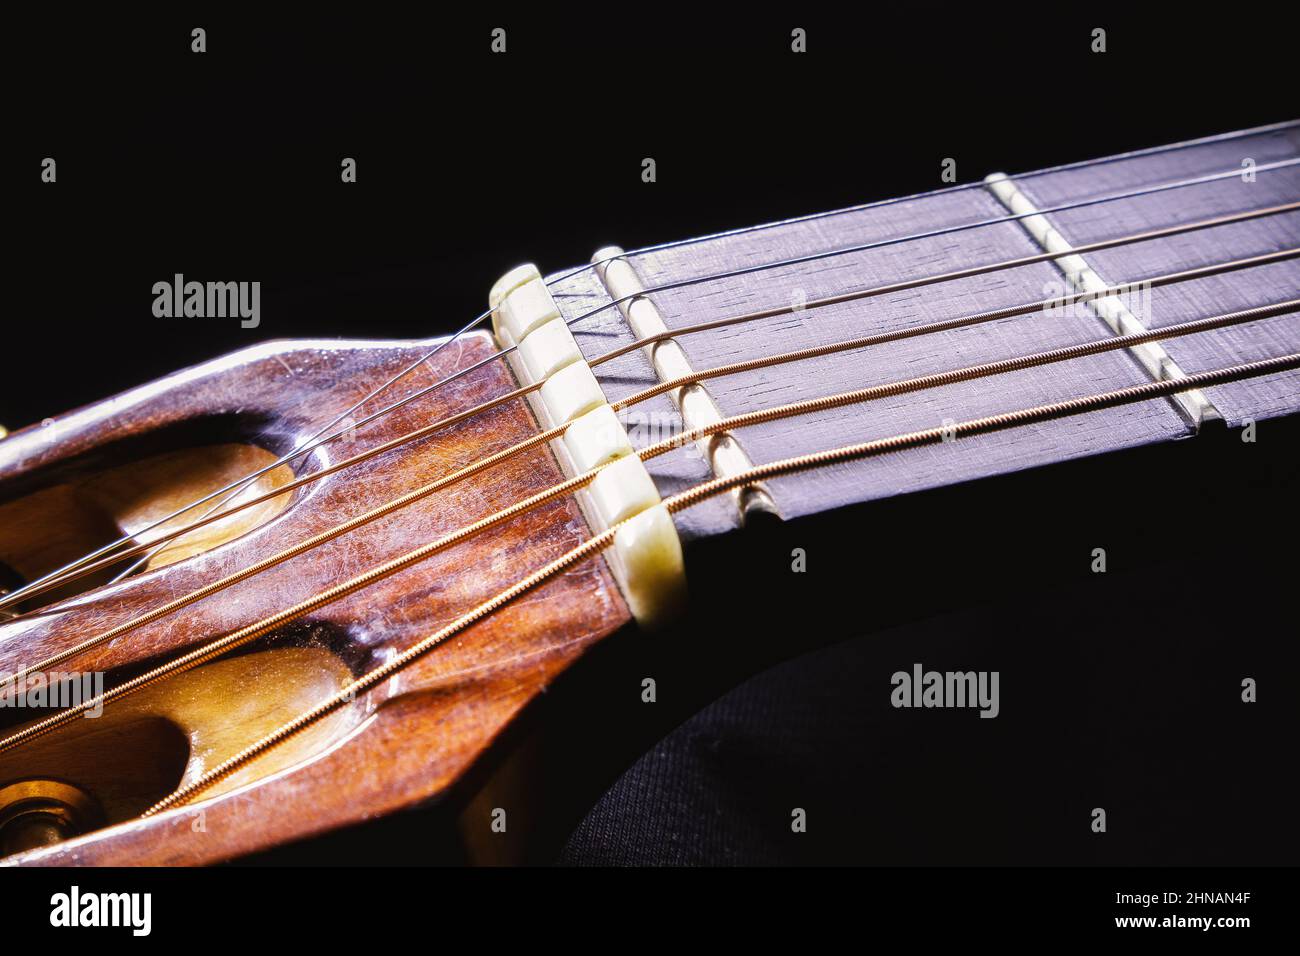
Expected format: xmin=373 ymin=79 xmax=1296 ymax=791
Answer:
xmin=559 ymin=553 xmax=1298 ymax=866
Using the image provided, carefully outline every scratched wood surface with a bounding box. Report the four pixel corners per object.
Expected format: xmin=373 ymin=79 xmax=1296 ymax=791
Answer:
xmin=2 ymin=125 xmax=1296 ymax=864
xmin=0 ymin=332 xmax=630 ymax=865
xmin=546 ymin=125 xmax=1298 ymax=542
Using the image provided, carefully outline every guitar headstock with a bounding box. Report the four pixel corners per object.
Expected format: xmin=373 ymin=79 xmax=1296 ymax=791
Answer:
xmin=0 ymin=329 xmax=631 ymax=863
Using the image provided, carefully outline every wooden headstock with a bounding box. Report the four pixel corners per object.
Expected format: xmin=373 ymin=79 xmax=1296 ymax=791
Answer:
xmin=0 ymin=333 xmax=631 ymax=864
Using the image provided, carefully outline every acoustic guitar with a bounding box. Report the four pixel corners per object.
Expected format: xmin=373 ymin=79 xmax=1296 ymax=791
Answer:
xmin=1 ymin=120 xmax=1296 ymax=865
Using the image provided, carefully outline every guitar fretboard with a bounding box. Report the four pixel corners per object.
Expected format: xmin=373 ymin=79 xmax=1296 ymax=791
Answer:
xmin=546 ymin=125 xmax=1300 ymax=542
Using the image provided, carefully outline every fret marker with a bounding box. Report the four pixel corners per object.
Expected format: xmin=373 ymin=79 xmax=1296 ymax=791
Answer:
xmin=984 ymin=172 xmax=1222 ymax=429
xmin=592 ymin=246 xmax=779 ymax=525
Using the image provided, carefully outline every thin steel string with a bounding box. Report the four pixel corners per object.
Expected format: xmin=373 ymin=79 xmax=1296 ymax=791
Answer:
xmin=8 ymin=148 xmax=1295 ymax=609
xmin=5 ymin=197 xmax=1295 ymax=614
xmin=592 ymin=203 xmax=1300 ymax=351
xmin=4 ymin=296 xmax=1294 ymax=748
xmin=4 ymin=241 xmax=1295 ymax=628
xmin=542 ymin=121 xmax=1300 ymax=302
xmin=355 ymin=158 xmax=1300 ymax=445
xmin=571 ymin=160 xmax=1300 ymax=327
xmin=616 ymin=259 xmax=1300 ymax=409
xmin=107 ymin=154 xmax=1300 ymax=571
xmin=17 ymin=309 xmax=505 ymax=602
xmin=138 ymin=349 xmax=1300 ymax=817
xmin=23 ymin=243 xmax=1298 ymax=610
xmin=591 ymin=121 xmax=1300 ymax=273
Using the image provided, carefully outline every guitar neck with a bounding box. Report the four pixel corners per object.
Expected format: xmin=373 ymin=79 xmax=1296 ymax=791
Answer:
xmin=547 ymin=124 xmax=1300 ymax=543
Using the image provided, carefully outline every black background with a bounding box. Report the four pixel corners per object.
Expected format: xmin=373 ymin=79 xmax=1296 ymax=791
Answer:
xmin=4 ymin=6 xmax=1298 ymax=889
xmin=9 ymin=11 xmax=1297 ymax=425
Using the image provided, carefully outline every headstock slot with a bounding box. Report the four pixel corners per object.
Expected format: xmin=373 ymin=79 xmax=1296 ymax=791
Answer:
xmin=0 ymin=434 xmax=296 ymax=612
xmin=0 ymin=636 xmax=365 ymax=859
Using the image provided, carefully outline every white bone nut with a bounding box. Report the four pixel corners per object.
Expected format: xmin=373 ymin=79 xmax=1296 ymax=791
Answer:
xmin=541 ymin=360 xmax=606 ymax=425
xmin=563 ymin=404 xmax=633 ymax=473
xmin=519 ymin=317 xmax=582 ymax=382
xmin=612 ymin=504 xmax=687 ymax=630
xmin=589 ymin=453 xmax=661 ymax=527
xmin=496 ymin=277 xmax=560 ymax=344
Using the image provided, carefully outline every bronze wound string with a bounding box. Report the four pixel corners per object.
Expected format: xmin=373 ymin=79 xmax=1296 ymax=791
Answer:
xmin=7 ymin=148 xmax=1294 ymax=610
xmin=138 ymin=350 xmax=1300 ymax=816
xmin=6 ymin=207 xmax=1296 ymax=613
xmin=4 ymin=298 xmax=1294 ymax=754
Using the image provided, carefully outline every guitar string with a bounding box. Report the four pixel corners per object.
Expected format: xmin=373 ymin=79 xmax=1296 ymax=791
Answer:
xmin=600 ymin=120 xmax=1300 ymax=271
xmin=6 ymin=240 xmax=1294 ymax=617
xmin=3 ymin=296 xmax=1294 ymax=753
xmin=5 ymin=236 xmax=1295 ymax=680
xmin=5 ymin=194 xmax=1295 ymax=614
xmin=137 ymin=350 xmax=1300 ymax=817
xmin=570 ymin=159 xmax=1300 ymax=325
xmin=7 ymin=148 xmax=1294 ymax=609
xmin=73 ymin=152 xmax=1300 ymax=588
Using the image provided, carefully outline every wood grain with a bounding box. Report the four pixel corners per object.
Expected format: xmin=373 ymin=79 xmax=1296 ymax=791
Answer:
xmin=0 ymin=331 xmax=631 ymax=865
